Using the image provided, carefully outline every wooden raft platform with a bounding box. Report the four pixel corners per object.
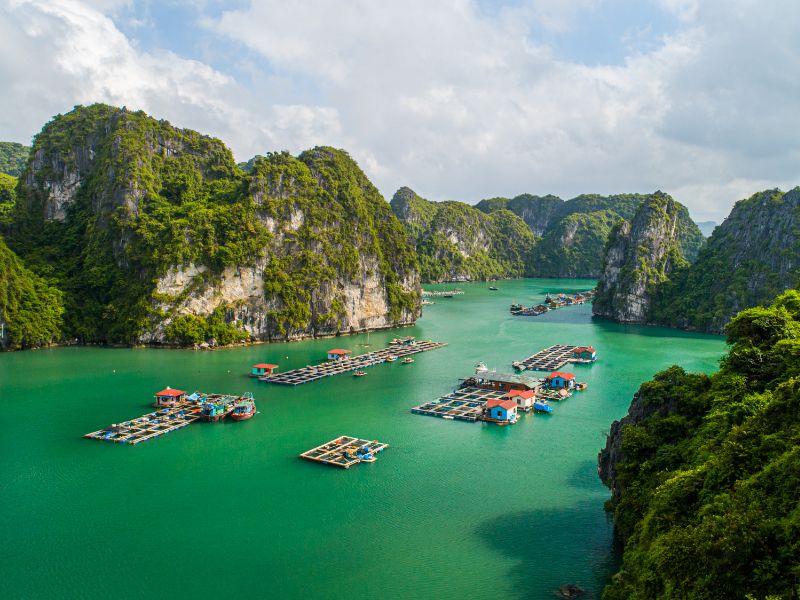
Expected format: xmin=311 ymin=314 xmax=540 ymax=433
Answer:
xmin=518 ymin=344 xmax=588 ymax=371
xmin=411 ymin=386 xmax=510 ymax=421
xmin=84 ymin=393 xmax=242 ymax=445
xmin=299 ymin=436 xmax=389 ymax=468
xmin=262 ymin=340 xmax=447 ymax=386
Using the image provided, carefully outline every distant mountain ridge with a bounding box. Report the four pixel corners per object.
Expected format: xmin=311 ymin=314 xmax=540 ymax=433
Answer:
xmin=592 ymin=187 xmax=800 ymax=333
xmin=390 ymin=187 xmax=536 ymax=282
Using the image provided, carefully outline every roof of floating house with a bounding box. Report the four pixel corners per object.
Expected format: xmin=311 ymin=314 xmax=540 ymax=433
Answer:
xmin=156 ymin=388 xmax=187 ymax=397
xmin=486 ymin=398 xmax=518 ymax=410
xmin=473 ymin=369 xmax=540 ymax=388
xmin=547 ymin=371 xmax=576 ymax=380
xmin=505 ymin=389 xmax=535 ymax=399
xmin=327 ymin=349 xmax=351 ymax=355
xmin=253 ymin=363 xmax=279 ymax=369
xmin=572 ymin=346 xmax=596 ymax=353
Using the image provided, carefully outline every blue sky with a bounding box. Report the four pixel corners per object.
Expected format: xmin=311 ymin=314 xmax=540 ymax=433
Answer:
xmin=1 ymin=0 xmax=799 ymax=221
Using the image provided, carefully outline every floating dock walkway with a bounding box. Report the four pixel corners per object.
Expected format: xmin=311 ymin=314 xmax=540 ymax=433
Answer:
xmin=262 ymin=340 xmax=447 ymax=386
xmin=300 ymin=436 xmax=389 ymax=468
xmin=411 ymin=386 xmax=515 ymax=421
xmin=517 ymin=344 xmax=595 ymax=371
xmin=421 ymin=288 xmax=464 ymax=297
xmin=84 ymin=393 xmax=244 ymax=445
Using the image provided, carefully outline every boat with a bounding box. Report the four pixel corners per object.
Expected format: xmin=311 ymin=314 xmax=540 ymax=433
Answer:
xmin=442 ymin=415 xmax=454 ymax=420
xmin=200 ymin=393 xmax=241 ymax=421
xmin=353 ymin=370 xmax=367 ymax=377
xmin=386 ymin=355 xmax=398 ymax=362
xmin=231 ymin=397 xmax=256 ymax=421
xmin=512 ymin=360 xmax=523 ymax=370
xmin=489 ymin=286 xmax=498 ymax=291
xmin=401 ymin=357 xmax=414 ymax=364
xmin=533 ymin=399 xmax=553 ymax=413
xmin=576 ymin=382 xmax=588 ymax=391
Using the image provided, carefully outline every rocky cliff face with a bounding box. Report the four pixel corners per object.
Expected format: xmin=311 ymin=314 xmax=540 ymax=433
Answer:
xmin=651 ymin=187 xmax=800 ymax=333
xmin=391 ymin=187 xmax=536 ymax=282
xmin=7 ymin=104 xmax=419 ymax=345
xmin=592 ymin=192 xmax=701 ymax=322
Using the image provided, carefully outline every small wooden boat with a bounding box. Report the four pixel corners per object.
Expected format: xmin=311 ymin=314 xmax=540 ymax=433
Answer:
xmin=512 ymin=361 xmax=523 ymax=370
xmin=386 ymin=355 xmax=398 ymax=362
xmin=489 ymin=286 xmax=499 ymax=291
xmin=353 ymin=370 xmax=367 ymax=377
xmin=231 ymin=398 xmax=256 ymax=421
xmin=576 ymin=382 xmax=588 ymax=391
xmin=401 ymin=357 xmax=414 ymax=364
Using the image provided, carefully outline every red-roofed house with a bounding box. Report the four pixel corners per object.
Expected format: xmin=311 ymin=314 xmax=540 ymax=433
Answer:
xmin=484 ymin=398 xmax=518 ymax=423
xmin=327 ymin=349 xmax=352 ymax=361
xmin=545 ymin=372 xmax=576 ymax=390
xmin=251 ymin=363 xmax=279 ymax=378
xmin=572 ymin=346 xmax=597 ymax=361
xmin=505 ymin=389 xmax=536 ymax=411
xmin=154 ymin=387 xmax=187 ymax=407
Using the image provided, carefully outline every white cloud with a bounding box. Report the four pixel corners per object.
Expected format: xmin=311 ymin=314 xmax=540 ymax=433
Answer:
xmin=2 ymin=0 xmax=799 ymax=221
xmin=0 ymin=0 xmax=341 ymax=160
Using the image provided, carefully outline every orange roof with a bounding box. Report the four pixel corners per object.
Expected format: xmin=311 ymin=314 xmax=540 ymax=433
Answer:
xmin=156 ymin=388 xmax=186 ymax=397
xmin=328 ymin=349 xmax=351 ymax=355
xmin=547 ymin=371 xmax=575 ymax=380
xmin=253 ymin=363 xmax=278 ymax=369
xmin=486 ymin=398 xmax=518 ymax=410
xmin=573 ymin=346 xmax=595 ymax=353
xmin=505 ymin=389 xmax=535 ymax=399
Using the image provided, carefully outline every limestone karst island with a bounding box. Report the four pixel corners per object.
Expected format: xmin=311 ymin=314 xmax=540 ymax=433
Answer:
xmin=1 ymin=3 xmax=798 ymax=599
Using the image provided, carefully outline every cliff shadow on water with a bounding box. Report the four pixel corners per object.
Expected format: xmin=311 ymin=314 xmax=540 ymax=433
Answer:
xmin=475 ymin=500 xmax=620 ymax=599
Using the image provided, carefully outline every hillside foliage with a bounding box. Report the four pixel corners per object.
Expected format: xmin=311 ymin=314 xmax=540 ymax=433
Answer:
xmin=601 ymin=290 xmax=800 ymax=599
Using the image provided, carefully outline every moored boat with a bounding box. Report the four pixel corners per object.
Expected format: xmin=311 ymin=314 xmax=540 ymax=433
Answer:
xmin=533 ymin=399 xmax=553 ymax=413
xmin=231 ymin=397 xmax=256 ymax=421
xmin=401 ymin=357 xmax=414 ymax=364
xmin=386 ymin=355 xmax=398 ymax=362
xmin=353 ymin=370 xmax=367 ymax=377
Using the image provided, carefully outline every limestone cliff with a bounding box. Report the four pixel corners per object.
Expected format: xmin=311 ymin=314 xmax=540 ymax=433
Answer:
xmin=651 ymin=187 xmax=800 ymax=333
xmin=391 ymin=187 xmax=536 ymax=282
xmin=7 ymin=104 xmax=419 ymax=346
xmin=592 ymin=192 xmax=701 ymax=322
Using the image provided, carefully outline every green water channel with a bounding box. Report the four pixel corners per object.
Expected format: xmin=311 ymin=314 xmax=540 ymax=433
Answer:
xmin=0 ymin=279 xmax=726 ymax=599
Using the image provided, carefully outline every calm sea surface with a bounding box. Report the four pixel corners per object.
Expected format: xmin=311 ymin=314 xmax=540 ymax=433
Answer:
xmin=0 ymin=279 xmax=726 ymax=599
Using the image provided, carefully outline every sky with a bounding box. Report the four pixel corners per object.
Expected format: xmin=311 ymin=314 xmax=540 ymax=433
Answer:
xmin=1 ymin=0 xmax=799 ymax=221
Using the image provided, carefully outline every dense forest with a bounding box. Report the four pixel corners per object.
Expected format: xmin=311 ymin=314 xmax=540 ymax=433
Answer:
xmin=0 ymin=141 xmax=30 ymax=177
xmin=599 ymin=291 xmax=800 ymax=598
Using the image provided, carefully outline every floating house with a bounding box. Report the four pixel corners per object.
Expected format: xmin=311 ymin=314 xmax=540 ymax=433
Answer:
xmin=154 ymin=387 xmax=187 ymax=407
xmin=544 ymin=371 xmax=576 ymax=390
xmin=572 ymin=346 xmax=597 ymax=361
xmin=327 ymin=349 xmax=352 ymax=361
xmin=505 ymin=389 xmax=536 ymax=412
xmin=468 ymin=366 xmax=539 ymax=392
xmin=484 ymin=398 xmax=518 ymax=424
xmin=251 ymin=363 xmax=279 ymax=378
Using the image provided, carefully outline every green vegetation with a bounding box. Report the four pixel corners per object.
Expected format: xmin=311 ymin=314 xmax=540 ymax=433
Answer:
xmin=0 ymin=141 xmax=29 ymax=177
xmin=601 ymin=290 xmax=800 ymax=599
xmin=0 ymin=173 xmax=16 ymax=226
xmin=6 ymin=104 xmax=418 ymax=346
xmin=0 ymin=236 xmax=63 ymax=349
xmin=164 ymin=305 xmax=250 ymax=346
xmin=651 ymin=188 xmax=800 ymax=333
xmin=391 ymin=188 xmax=536 ymax=282
xmin=530 ymin=210 xmax=622 ymax=277
xmin=475 ymin=192 xmax=700 ymax=277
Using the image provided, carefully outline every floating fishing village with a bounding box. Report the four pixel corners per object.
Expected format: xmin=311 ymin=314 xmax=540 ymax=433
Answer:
xmin=82 ymin=289 xmax=597 ymax=467
xmin=510 ymin=289 xmax=596 ymax=316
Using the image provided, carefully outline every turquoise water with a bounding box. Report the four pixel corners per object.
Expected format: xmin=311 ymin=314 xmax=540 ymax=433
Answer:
xmin=0 ymin=279 xmax=726 ymax=599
